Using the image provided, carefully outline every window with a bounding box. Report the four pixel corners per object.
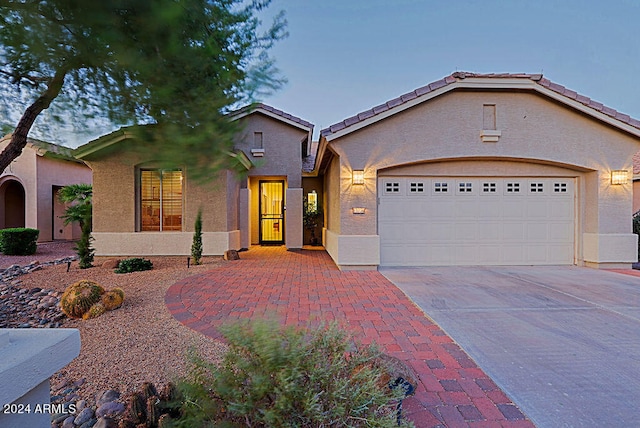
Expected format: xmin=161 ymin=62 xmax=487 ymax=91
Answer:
xmin=554 ymin=183 xmax=567 ymax=193
xmin=409 ymin=182 xmax=424 ymax=193
xmin=458 ymin=182 xmax=473 ymax=193
xmin=483 ymin=182 xmax=497 ymax=193
xmin=140 ymin=169 xmax=183 ymax=231
xmin=385 ymin=182 xmax=400 ymax=193
xmin=506 ymin=182 xmax=520 ymax=193
xmin=530 ymin=183 xmax=544 ymax=193
xmin=434 ymin=182 xmax=448 ymax=193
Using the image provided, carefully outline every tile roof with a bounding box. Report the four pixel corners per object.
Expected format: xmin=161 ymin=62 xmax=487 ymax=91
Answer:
xmin=233 ymin=103 xmax=314 ymax=130
xmin=320 ymin=72 xmax=640 ymax=137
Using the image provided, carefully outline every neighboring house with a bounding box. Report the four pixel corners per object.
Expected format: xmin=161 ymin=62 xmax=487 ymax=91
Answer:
xmin=316 ymin=72 xmax=640 ymax=270
xmin=73 ymin=104 xmax=313 ymax=256
xmin=75 ymin=72 xmax=640 ymax=270
xmin=0 ymin=135 xmax=92 ymax=241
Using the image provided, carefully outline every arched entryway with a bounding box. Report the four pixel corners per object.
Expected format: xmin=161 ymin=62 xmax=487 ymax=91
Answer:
xmin=0 ymin=179 xmax=26 ymax=228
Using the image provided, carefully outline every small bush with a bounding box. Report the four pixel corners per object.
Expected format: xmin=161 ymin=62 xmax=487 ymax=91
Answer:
xmin=174 ymin=320 xmax=412 ymax=427
xmin=115 ymin=258 xmax=153 ymax=274
xmin=0 ymin=228 xmax=39 ymax=255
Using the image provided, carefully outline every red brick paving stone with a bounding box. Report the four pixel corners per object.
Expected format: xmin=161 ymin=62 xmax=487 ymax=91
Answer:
xmin=165 ymin=246 xmax=534 ymax=427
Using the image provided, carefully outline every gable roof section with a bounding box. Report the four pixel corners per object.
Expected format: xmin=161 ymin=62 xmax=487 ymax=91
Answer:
xmin=0 ymin=134 xmax=81 ymax=163
xmin=320 ymin=72 xmax=640 ymax=141
xmin=229 ymin=103 xmax=314 ymax=133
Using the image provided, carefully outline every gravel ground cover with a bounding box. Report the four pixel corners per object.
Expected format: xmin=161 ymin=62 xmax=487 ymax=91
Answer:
xmin=1 ymin=241 xmax=228 ymax=405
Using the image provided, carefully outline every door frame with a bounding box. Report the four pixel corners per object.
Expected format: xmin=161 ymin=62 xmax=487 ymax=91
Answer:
xmin=258 ymin=180 xmax=285 ymax=245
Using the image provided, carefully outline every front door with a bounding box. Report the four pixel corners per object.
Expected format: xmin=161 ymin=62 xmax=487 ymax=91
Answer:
xmin=259 ymin=180 xmax=284 ymax=244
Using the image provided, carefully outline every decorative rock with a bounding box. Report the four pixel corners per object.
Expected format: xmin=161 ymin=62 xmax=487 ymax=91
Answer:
xmin=93 ymin=417 xmax=117 ymax=428
xmin=224 ymin=249 xmax=240 ymax=260
xmin=96 ymin=389 xmax=120 ymax=406
xmin=76 ymin=399 xmax=87 ymax=411
xmin=74 ymin=407 xmax=94 ymax=426
xmin=101 ymin=259 xmax=120 ymax=269
xmin=61 ymin=415 xmax=75 ymax=428
xmin=79 ymin=418 xmax=98 ymax=428
xmin=95 ymin=401 xmax=125 ymax=419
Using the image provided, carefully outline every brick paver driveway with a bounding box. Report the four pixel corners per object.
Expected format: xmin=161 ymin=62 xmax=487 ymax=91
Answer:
xmin=166 ymin=247 xmax=534 ymax=427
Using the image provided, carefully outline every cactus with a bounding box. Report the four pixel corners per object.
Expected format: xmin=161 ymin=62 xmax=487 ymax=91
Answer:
xmin=102 ymin=289 xmax=125 ymax=311
xmin=60 ymin=280 xmax=105 ymax=318
xmin=140 ymin=382 xmax=158 ymax=402
xmin=146 ymin=395 xmax=159 ymax=427
xmin=82 ymin=302 xmax=106 ymax=320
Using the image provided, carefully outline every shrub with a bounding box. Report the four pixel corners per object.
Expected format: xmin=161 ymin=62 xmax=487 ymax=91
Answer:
xmin=191 ymin=209 xmax=203 ymax=265
xmin=76 ymin=220 xmax=94 ymax=269
xmin=115 ymin=258 xmax=153 ymax=274
xmin=0 ymin=228 xmax=39 ymax=255
xmin=174 ymin=320 xmax=412 ymax=427
xmin=60 ymin=280 xmax=105 ymax=318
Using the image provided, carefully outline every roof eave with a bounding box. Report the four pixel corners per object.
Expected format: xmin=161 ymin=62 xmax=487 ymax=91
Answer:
xmin=230 ymin=107 xmax=314 ymax=133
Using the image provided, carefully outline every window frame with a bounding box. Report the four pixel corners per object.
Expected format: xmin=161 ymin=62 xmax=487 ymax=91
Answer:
xmin=137 ymin=168 xmax=184 ymax=232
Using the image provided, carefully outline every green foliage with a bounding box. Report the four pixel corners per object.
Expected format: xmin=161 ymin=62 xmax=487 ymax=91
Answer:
xmin=76 ymin=220 xmax=95 ymax=269
xmin=0 ymin=1 xmax=287 ymax=179
xmin=633 ymin=211 xmax=640 ymax=261
xmin=191 ymin=209 xmax=203 ymax=265
xmin=0 ymin=228 xmax=39 ymax=255
xmin=174 ymin=320 xmax=412 ymax=427
xmin=57 ymin=184 xmax=94 ymax=268
xmin=115 ymin=257 xmax=153 ymax=274
xmin=58 ymin=184 xmax=93 ymax=227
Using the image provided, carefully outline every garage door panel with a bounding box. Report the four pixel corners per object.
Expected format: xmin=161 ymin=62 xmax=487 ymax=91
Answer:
xmin=379 ymin=176 xmax=575 ymax=266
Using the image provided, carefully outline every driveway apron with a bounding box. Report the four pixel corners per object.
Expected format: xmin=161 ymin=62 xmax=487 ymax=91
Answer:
xmin=381 ymin=266 xmax=640 ymax=428
xmin=166 ymin=247 xmax=534 ymax=427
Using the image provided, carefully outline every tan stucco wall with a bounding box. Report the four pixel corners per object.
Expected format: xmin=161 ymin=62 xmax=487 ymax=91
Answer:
xmin=326 ymin=90 xmax=640 ymax=268
xmin=84 ymin=141 xmax=240 ymax=255
xmin=235 ymin=113 xmax=307 ymax=188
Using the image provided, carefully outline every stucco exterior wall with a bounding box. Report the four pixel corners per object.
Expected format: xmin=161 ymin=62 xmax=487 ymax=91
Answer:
xmin=235 ymin=113 xmax=307 ymax=188
xmin=326 ymin=90 xmax=640 ymax=268
xmin=36 ymin=156 xmax=91 ymax=241
xmin=84 ymin=142 xmax=237 ymax=256
xmin=0 ymin=138 xmax=91 ymax=242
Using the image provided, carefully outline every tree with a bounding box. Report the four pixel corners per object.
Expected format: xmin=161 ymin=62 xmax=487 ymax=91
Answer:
xmin=0 ymin=0 xmax=286 ymax=180
xmin=58 ymin=183 xmax=94 ymax=268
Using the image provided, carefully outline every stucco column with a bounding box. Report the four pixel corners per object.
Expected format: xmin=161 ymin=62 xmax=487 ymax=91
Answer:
xmin=239 ymin=188 xmax=250 ymax=250
xmin=285 ymin=188 xmax=303 ymax=249
xmin=583 ymin=169 xmax=638 ymax=268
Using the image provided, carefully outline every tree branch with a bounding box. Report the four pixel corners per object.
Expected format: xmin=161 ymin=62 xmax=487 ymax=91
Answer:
xmin=0 ymin=66 xmax=67 ymax=173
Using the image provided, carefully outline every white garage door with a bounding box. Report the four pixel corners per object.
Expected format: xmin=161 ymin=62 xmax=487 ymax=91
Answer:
xmin=379 ymin=177 xmax=575 ymax=266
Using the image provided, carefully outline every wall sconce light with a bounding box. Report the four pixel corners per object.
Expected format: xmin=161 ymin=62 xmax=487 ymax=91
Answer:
xmin=611 ymin=170 xmax=629 ymax=185
xmin=352 ymin=207 xmax=366 ymax=215
xmin=352 ymin=170 xmax=365 ymax=185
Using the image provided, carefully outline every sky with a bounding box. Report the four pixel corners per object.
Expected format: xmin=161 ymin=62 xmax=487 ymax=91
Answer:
xmin=257 ymin=0 xmax=640 ymax=139
xmin=9 ymin=0 xmax=640 ymax=146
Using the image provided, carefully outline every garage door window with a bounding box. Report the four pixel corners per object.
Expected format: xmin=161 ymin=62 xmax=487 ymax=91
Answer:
xmin=482 ymin=182 xmax=497 ymax=193
xmin=554 ymin=183 xmax=567 ymax=193
xmin=434 ymin=182 xmax=448 ymax=192
xmin=506 ymin=182 xmax=520 ymax=193
xmin=530 ymin=182 xmax=544 ymax=193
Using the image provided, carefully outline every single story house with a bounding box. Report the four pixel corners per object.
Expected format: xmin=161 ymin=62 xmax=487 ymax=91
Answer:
xmin=0 ymin=135 xmax=92 ymax=241
xmin=75 ymin=72 xmax=640 ymax=269
xmin=74 ymin=104 xmax=313 ymax=256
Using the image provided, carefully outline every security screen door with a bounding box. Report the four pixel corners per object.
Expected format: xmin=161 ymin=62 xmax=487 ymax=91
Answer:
xmin=259 ymin=180 xmax=284 ymax=244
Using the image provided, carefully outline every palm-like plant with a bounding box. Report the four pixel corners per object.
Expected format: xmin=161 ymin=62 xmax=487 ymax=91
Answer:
xmin=58 ymin=184 xmax=93 ymax=268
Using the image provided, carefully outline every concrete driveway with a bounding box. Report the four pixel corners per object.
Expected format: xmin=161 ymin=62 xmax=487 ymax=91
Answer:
xmin=380 ymin=266 xmax=640 ymax=427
